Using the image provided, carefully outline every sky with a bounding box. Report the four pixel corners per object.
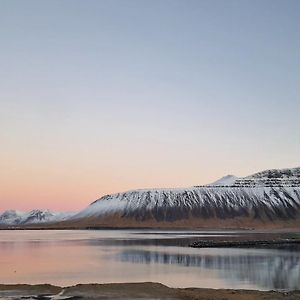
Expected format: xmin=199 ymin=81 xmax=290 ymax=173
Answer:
xmin=0 ymin=0 xmax=300 ymax=211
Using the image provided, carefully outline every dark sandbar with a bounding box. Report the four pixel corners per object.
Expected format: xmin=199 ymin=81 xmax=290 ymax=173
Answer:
xmin=0 ymin=283 xmax=300 ymax=300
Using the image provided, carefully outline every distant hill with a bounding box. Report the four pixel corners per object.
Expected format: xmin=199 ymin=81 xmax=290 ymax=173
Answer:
xmin=0 ymin=209 xmax=74 ymax=226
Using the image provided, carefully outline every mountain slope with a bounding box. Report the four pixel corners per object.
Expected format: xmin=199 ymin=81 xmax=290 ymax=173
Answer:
xmin=69 ymin=167 xmax=300 ymax=228
xmin=74 ymin=186 xmax=300 ymax=222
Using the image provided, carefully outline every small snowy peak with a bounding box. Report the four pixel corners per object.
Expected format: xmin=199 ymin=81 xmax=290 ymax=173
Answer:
xmin=21 ymin=209 xmax=56 ymax=224
xmin=208 ymin=175 xmax=239 ymax=186
xmin=0 ymin=209 xmax=76 ymax=225
xmin=0 ymin=210 xmax=25 ymax=225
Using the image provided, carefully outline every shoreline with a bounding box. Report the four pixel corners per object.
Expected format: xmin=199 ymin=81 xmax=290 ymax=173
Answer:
xmin=0 ymin=226 xmax=299 ymax=232
xmin=190 ymin=238 xmax=300 ymax=248
xmin=0 ymin=283 xmax=300 ymax=300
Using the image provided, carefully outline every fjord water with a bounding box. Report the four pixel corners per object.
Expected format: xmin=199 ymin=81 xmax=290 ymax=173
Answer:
xmin=0 ymin=230 xmax=299 ymax=290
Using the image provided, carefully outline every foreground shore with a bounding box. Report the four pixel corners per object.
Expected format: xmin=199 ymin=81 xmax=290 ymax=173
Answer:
xmin=0 ymin=283 xmax=300 ymax=300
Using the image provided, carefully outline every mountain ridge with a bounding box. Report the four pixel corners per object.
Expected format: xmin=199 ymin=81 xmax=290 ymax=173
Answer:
xmin=2 ymin=166 xmax=300 ymax=228
xmin=67 ymin=166 xmax=300 ymax=228
xmin=0 ymin=209 xmax=75 ymax=226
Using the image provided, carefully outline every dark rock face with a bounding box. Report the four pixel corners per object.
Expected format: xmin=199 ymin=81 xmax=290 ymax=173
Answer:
xmin=250 ymin=167 xmax=300 ymax=179
xmin=76 ymin=189 xmax=300 ymax=224
xmin=116 ymin=187 xmax=300 ymax=222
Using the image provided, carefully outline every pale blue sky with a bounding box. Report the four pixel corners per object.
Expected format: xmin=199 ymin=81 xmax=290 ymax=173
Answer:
xmin=0 ymin=0 xmax=299 ymax=210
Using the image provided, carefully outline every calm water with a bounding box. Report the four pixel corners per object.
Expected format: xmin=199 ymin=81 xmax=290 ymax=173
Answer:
xmin=0 ymin=230 xmax=299 ymax=291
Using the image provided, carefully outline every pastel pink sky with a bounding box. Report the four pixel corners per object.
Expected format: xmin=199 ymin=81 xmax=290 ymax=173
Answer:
xmin=1 ymin=1 xmax=299 ymax=212
xmin=1 ymin=135 xmax=298 ymax=211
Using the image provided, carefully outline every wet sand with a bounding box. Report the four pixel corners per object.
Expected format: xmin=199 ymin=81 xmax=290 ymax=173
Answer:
xmin=0 ymin=283 xmax=300 ymax=300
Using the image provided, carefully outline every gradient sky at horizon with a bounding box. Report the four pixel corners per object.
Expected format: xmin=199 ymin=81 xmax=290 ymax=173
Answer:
xmin=1 ymin=0 xmax=300 ymax=211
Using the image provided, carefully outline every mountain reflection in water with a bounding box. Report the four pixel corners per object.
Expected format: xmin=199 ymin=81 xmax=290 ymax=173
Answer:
xmin=118 ymin=248 xmax=300 ymax=290
xmin=0 ymin=230 xmax=299 ymax=290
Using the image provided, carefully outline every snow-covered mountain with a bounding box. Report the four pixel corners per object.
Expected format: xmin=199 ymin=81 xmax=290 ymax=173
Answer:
xmin=2 ymin=167 xmax=300 ymax=228
xmin=0 ymin=210 xmax=25 ymax=225
xmin=71 ymin=167 xmax=300 ymax=227
xmin=0 ymin=209 xmax=75 ymax=226
xmin=208 ymin=175 xmax=239 ymax=186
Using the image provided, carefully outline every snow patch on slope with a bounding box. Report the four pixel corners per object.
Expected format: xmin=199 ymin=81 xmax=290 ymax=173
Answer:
xmin=209 ymin=175 xmax=239 ymax=186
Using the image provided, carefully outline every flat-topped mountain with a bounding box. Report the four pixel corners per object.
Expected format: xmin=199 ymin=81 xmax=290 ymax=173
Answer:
xmin=66 ymin=167 xmax=300 ymax=228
